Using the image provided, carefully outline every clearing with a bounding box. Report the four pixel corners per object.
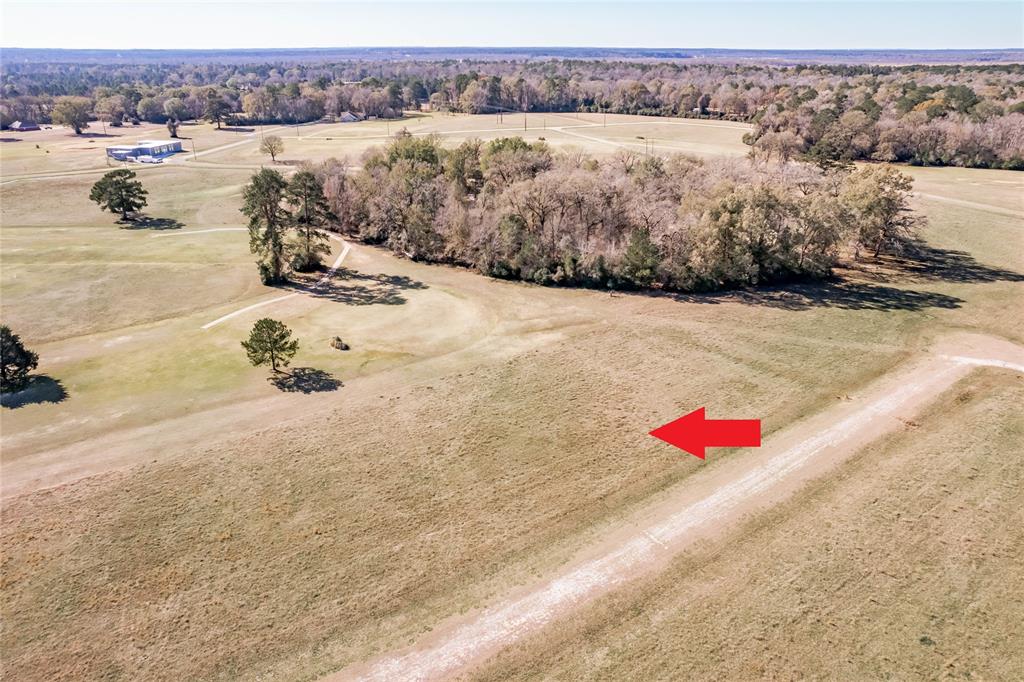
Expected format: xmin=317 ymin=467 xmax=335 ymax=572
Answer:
xmin=1 ymin=113 xmax=1022 ymax=681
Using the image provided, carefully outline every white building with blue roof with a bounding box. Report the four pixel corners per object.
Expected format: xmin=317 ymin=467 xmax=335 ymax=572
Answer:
xmin=106 ymin=139 xmax=183 ymax=162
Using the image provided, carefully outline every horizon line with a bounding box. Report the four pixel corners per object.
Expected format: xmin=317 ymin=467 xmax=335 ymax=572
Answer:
xmin=3 ymin=45 xmax=1022 ymax=52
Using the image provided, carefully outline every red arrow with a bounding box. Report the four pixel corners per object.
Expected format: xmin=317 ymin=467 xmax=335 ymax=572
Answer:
xmin=649 ymin=407 xmax=761 ymax=459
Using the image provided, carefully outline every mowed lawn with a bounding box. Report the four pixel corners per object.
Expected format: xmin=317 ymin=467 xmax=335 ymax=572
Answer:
xmin=0 ymin=164 xmax=495 ymax=460
xmin=1 ymin=116 xmax=1023 ymax=680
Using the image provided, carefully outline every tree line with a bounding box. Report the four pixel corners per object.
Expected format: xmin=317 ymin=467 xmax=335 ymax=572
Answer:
xmin=306 ymin=133 xmax=920 ymax=293
xmin=3 ymin=59 xmax=1022 ymax=169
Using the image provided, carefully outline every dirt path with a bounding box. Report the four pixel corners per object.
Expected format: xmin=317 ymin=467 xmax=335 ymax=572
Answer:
xmin=0 ymin=235 xmax=592 ymax=498
xmin=0 ymin=166 xmax=116 ymax=185
xmin=916 ymin=192 xmax=1024 ymax=218
xmin=332 ymin=333 xmax=1024 ymax=682
xmin=552 ymin=123 xmax=742 ymax=156
xmin=151 ymin=227 xmax=248 ymax=238
xmin=171 ymin=124 xmax=290 ymax=162
xmin=200 ymin=234 xmax=350 ymax=329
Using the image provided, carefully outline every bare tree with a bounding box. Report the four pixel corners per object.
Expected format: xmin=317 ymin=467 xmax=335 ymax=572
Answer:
xmin=260 ymin=135 xmax=284 ymax=163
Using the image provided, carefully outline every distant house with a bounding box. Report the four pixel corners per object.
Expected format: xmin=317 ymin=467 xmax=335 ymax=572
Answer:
xmin=9 ymin=121 xmax=40 ymax=131
xmin=105 ymin=139 xmax=183 ymax=162
xmin=338 ymin=111 xmax=363 ymax=123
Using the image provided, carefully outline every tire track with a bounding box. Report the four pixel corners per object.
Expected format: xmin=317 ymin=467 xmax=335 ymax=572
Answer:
xmin=334 ymin=335 xmax=1024 ymax=681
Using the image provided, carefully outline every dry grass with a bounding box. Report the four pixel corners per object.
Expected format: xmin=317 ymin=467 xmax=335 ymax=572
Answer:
xmin=0 ymin=120 xmax=278 ymax=177
xmin=1 ymin=114 xmax=1022 ymax=680
xmin=467 ymin=369 xmax=1024 ymax=681
xmin=0 ymin=307 xmax=919 ymax=681
xmin=199 ymin=112 xmax=751 ymax=166
xmin=904 ymin=164 xmax=1024 ymax=213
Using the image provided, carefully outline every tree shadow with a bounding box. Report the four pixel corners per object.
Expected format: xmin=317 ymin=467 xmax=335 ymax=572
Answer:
xmin=655 ymin=279 xmax=964 ymax=312
xmin=120 ymin=216 xmax=185 ymax=231
xmin=219 ymin=126 xmax=256 ymax=133
xmin=0 ymin=137 xmax=23 ymax=143
xmin=268 ymin=367 xmax=343 ymax=393
xmin=1 ymin=376 xmax=67 ymax=409
xmin=638 ymin=235 xmax=1023 ymax=312
xmin=849 ymin=241 xmax=1024 ymax=285
xmin=75 ymin=132 xmax=117 ymax=138
xmin=285 ymin=267 xmax=428 ymax=306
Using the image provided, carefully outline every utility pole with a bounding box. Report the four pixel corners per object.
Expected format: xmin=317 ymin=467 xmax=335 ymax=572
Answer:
xmin=191 ymin=138 xmax=197 ymax=161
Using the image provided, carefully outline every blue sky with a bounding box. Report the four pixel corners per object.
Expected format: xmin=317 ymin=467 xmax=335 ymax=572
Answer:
xmin=1 ymin=1 xmax=1020 ymax=50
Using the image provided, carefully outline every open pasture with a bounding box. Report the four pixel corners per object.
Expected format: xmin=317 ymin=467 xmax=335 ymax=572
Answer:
xmin=0 ymin=121 xmax=270 ymax=180
xmin=190 ymin=112 xmax=751 ymax=167
xmin=469 ymin=367 xmax=1024 ymax=681
xmin=1 ymin=110 xmax=1023 ymax=680
xmin=0 ymin=113 xmax=754 ymax=180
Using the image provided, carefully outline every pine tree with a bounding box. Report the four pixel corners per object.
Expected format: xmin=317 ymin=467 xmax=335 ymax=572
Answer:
xmin=89 ymin=169 xmax=148 ymax=222
xmin=619 ymin=227 xmax=660 ymax=288
xmin=241 ymin=318 xmax=298 ymax=373
xmin=286 ymin=170 xmax=335 ymax=271
xmin=1 ymin=325 xmax=39 ymax=393
xmin=204 ymin=89 xmax=231 ymax=129
xmin=241 ymin=168 xmax=291 ymax=283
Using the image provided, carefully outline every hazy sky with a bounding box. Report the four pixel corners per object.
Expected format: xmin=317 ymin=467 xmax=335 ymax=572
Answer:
xmin=1 ymin=1 xmax=1020 ymax=50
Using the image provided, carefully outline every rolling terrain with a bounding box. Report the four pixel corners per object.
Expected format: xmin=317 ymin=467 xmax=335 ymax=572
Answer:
xmin=1 ymin=114 xmax=1022 ymax=680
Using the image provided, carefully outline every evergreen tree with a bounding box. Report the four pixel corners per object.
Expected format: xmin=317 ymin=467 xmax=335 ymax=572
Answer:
xmin=204 ymin=89 xmax=231 ymax=129
xmin=241 ymin=168 xmax=291 ymax=283
xmin=241 ymin=318 xmax=298 ymax=373
xmin=286 ymin=170 xmax=335 ymax=271
xmin=89 ymin=169 xmax=148 ymax=221
xmin=0 ymin=325 xmax=39 ymax=393
xmin=619 ymin=227 xmax=660 ymax=288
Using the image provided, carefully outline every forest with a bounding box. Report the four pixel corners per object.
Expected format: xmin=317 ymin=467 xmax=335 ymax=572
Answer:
xmin=2 ymin=58 xmax=1023 ymax=169
xmin=307 ymin=132 xmax=921 ymax=292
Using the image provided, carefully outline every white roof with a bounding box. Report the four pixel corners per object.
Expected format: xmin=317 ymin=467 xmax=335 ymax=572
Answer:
xmin=137 ymin=139 xmax=178 ymax=147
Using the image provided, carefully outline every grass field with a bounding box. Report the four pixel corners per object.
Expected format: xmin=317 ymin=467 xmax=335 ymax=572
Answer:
xmin=469 ymin=368 xmax=1024 ymax=681
xmin=1 ymin=113 xmax=1022 ymax=680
